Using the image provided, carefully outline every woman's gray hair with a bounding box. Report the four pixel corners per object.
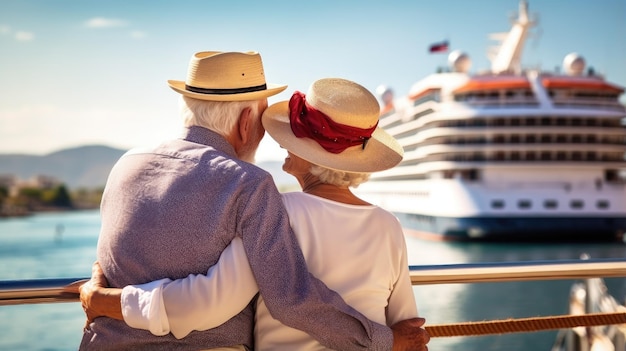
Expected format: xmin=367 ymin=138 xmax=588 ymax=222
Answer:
xmin=310 ymin=164 xmax=370 ymax=188
xmin=179 ymin=96 xmax=260 ymax=136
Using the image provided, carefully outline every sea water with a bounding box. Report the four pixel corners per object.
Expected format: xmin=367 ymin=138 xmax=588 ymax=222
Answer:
xmin=1 ymin=210 xmax=626 ymax=351
xmin=0 ymin=211 xmax=99 ymax=351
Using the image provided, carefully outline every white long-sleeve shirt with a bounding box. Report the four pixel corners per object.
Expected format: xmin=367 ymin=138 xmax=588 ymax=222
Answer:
xmin=122 ymin=192 xmax=418 ymax=350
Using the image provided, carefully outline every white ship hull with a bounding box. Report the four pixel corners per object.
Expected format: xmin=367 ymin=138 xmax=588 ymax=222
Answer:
xmin=357 ymin=173 xmax=626 ymax=241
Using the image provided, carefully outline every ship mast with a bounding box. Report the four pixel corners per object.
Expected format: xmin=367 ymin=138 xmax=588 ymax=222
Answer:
xmin=490 ymin=0 xmax=535 ymax=74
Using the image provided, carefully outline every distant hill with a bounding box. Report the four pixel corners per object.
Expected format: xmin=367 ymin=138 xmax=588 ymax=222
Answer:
xmin=0 ymin=145 xmax=297 ymax=190
xmin=0 ymin=145 xmax=127 ymax=189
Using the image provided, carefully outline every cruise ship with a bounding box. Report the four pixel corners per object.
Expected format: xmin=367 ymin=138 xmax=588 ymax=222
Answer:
xmin=356 ymin=0 xmax=626 ymax=241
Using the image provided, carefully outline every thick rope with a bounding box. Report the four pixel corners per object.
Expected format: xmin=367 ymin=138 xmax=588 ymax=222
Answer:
xmin=425 ymin=312 xmax=626 ymax=337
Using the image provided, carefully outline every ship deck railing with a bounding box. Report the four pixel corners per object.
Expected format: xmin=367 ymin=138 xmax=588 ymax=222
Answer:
xmin=462 ymin=98 xmax=540 ymax=107
xmin=2 ymin=258 xmax=626 ymax=346
xmin=552 ymin=99 xmax=626 ymax=111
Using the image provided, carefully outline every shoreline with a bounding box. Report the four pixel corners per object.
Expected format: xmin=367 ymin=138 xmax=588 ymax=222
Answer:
xmin=0 ymin=205 xmax=99 ymax=219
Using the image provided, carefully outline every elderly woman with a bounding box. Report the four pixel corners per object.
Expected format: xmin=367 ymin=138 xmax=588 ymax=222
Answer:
xmin=80 ymin=78 xmax=427 ymax=351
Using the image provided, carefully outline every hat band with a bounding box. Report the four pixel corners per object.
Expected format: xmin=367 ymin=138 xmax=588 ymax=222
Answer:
xmin=288 ymin=91 xmax=377 ymax=154
xmin=185 ymin=83 xmax=268 ymax=95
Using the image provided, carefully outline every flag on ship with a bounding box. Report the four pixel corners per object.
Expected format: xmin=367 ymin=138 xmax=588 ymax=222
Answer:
xmin=429 ymin=40 xmax=449 ymax=53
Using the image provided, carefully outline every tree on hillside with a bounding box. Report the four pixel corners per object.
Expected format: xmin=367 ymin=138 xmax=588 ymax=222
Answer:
xmin=41 ymin=184 xmax=73 ymax=208
xmin=17 ymin=187 xmax=43 ymax=210
xmin=0 ymin=186 xmax=7 ymax=207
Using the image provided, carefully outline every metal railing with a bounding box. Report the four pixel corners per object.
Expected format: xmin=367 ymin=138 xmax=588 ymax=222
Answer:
xmin=409 ymin=258 xmax=626 ymax=285
xmin=2 ymin=257 xmax=626 ymax=306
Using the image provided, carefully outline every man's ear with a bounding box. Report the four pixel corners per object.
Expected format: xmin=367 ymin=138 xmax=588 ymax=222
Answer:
xmin=236 ymin=107 xmax=253 ymax=144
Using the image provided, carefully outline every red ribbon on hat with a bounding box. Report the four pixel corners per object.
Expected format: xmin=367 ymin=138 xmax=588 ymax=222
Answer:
xmin=288 ymin=91 xmax=377 ymax=154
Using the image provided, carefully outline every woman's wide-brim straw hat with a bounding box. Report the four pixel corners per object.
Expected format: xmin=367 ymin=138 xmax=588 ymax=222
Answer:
xmin=168 ymin=51 xmax=287 ymax=101
xmin=262 ymin=78 xmax=404 ymax=173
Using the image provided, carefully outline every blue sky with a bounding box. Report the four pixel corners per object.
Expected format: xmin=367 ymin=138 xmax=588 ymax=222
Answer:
xmin=1 ymin=0 xmax=624 ymax=162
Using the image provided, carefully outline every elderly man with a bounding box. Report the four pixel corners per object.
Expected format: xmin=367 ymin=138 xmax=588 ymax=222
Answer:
xmin=79 ymin=51 xmax=427 ymax=351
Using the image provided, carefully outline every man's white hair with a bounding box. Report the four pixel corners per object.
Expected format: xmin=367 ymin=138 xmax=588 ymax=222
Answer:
xmin=179 ymin=96 xmax=260 ymax=136
xmin=310 ymin=164 xmax=370 ymax=188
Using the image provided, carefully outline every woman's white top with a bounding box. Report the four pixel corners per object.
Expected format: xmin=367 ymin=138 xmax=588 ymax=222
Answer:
xmin=122 ymin=192 xmax=418 ymax=350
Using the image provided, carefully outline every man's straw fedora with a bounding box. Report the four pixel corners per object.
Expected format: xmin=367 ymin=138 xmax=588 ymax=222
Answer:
xmin=168 ymin=51 xmax=287 ymax=101
xmin=262 ymin=78 xmax=403 ymax=173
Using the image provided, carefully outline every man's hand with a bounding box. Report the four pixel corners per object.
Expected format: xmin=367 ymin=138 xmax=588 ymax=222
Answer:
xmin=79 ymin=261 xmax=108 ymax=323
xmin=391 ymin=317 xmax=430 ymax=351
xmin=78 ymin=261 xmax=124 ymax=327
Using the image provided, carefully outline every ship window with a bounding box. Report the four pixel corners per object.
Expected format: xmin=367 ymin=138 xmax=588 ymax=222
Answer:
xmin=518 ymin=200 xmax=532 ymax=209
xmin=587 ymin=151 xmax=597 ymax=160
xmin=572 ymin=152 xmax=582 ymax=160
xmin=597 ymin=200 xmax=610 ymax=209
xmin=605 ymin=170 xmax=619 ymax=182
xmin=556 ymin=135 xmax=567 ymax=143
xmin=491 ymin=200 xmax=505 ymax=209
xmin=571 ymin=119 xmax=582 ymax=126
xmin=526 ymin=135 xmax=536 ymax=143
xmin=556 ymin=152 xmax=567 ymax=160
xmin=570 ymin=200 xmax=584 ymax=209
xmin=464 ymin=169 xmax=480 ymax=180
xmin=540 ymin=151 xmax=551 ymax=160
xmin=525 ymin=151 xmax=536 ymax=160
xmin=510 ymin=135 xmax=521 ymax=143
xmin=544 ymin=200 xmax=558 ymax=209
xmin=472 ymin=153 xmax=485 ymax=161
xmin=572 ymin=135 xmax=582 ymax=143
xmin=526 ymin=118 xmax=537 ymax=126
xmin=541 ymin=135 xmax=551 ymax=143
xmin=510 ymin=151 xmax=521 ymax=160
xmin=608 ymin=136 xmax=619 ymax=144
xmin=541 ymin=117 xmax=551 ymax=126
